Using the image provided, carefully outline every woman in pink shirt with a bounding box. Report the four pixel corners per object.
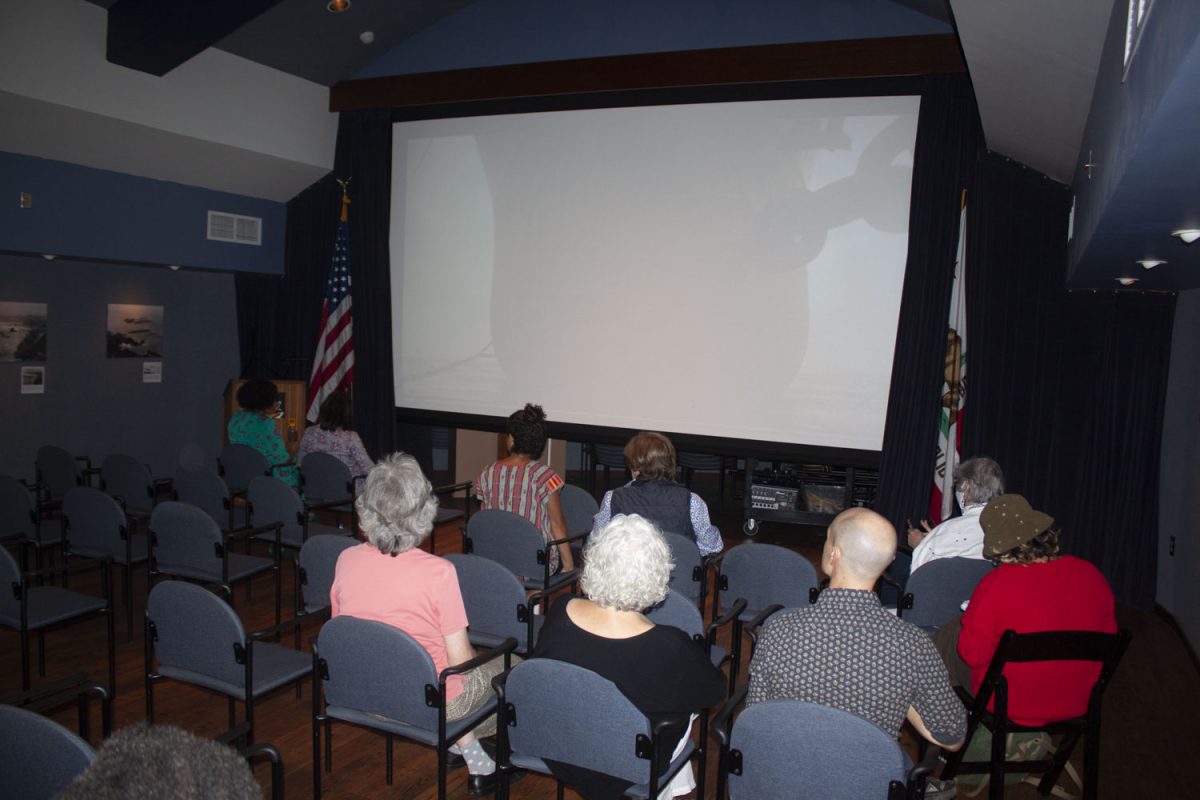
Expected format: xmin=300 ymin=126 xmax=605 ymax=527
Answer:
xmin=330 ymin=453 xmax=504 ymax=795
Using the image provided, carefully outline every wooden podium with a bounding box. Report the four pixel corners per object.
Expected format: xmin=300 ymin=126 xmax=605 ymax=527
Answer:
xmin=222 ymin=379 xmax=308 ymax=446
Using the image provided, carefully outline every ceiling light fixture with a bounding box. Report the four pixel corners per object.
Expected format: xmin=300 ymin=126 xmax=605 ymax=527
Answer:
xmin=41 ymin=254 xmax=56 ymax=261
xmin=1137 ymin=259 xmax=1166 ymax=269
xmin=168 ymin=264 xmax=181 ymax=271
xmin=1171 ymin=229 xmax=1200 ymax=244
xmin=327 ymin=0 xmax=350 ymax=13
xmin=1117 ymin=278 xmax=1139 ymax=286
xmin=359 ymin=30 xmax=375 ymax=44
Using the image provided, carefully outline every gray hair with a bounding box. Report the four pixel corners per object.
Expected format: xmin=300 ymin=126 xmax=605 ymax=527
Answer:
xmin=57 ymin=723 xmax=260 ymax=800
xmin=355 ymin=453 xmax=438 ymax=555
xmin=581 ymin=514 xmax=673 ymax=612
xmin=955 ymin=457 xmax=1005 ymax=505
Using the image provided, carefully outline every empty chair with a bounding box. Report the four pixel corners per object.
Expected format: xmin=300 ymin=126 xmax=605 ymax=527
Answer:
xmin=663 ymin=531 xmax=710 ymax=612
xmin=941 ymin=629 xmax=1132 ymax=800
xmin=174 ymin=466 xmax=244 ymax=532
xmin=35 ymin=445 xmax=92 ymax=510
xmin=218 ymin=443 xmax=272 ymax=498
xmin=100 ymin=454 xmax=157 ymax=523
xmin=644 ymin=588 xmax=744 ymax=672
xmin=713 ymin=542 xmax=819 ymax=622
xmin=247 ymin=474 xmax=344 ymax=552
xmin=312 ymin=615 xmax=515 ymax=800
xmin=0 ymin=474 xmax=64 ymax=571
xmin=589 ymin=443 xmax=629 ymax=493
xmin=299 ymin=452 xmax=357 ymax=528
xmin=148 ymin=501 xmax=281 ymax=626
xmin=898 ymin=557 xmax=995 ymax=632
xmin=558 ymin=483 xmax=599 ymax=536
xmin=0 ymin=544 xmax=114 ymax=694
xmin=295 ymin=534 xmax=358 ymax=617
xmin=444 ymin=553 xmax=544 ymax=654
xmin=145 ymin=580 xmax=313 ymax=743
xmin=62 ymin=486 xmax=148 ymax=637
xmin=495 ymin=659 xmax=702 ymax=799
xmin=178 ymin=442 xmax=207 ymax=471
xmin=462 ymin=509 xmax=583 ymax=593
xmin=0 ymin=704 xmax=96 ymax=800
xmin=711 ymin=689 xmax=934 ymax=800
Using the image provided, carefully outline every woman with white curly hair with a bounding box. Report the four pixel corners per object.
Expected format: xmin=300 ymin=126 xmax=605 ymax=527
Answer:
xmin=529 ymin=513 xmax=726 ymax=800
xmin=329 ymin=453 xmax=504 ymax=796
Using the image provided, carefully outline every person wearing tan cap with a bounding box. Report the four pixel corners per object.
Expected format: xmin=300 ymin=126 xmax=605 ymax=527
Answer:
xmin=954 ymin=494 xmax=1117 ymax=727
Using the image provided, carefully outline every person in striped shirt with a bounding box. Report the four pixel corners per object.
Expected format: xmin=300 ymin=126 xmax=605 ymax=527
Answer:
xmin=474 ymin=403 xmax=575 ymax=573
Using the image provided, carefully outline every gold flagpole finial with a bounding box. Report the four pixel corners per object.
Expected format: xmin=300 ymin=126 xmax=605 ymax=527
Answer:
xmin=337 ymin=178 xmax=351 ymax=222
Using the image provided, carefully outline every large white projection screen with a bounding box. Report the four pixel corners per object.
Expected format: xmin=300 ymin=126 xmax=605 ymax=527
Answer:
xmin=391 ymin=95 xmax=919 ymax=452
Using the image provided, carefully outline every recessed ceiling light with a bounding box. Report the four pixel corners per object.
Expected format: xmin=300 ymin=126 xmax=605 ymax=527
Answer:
xmin=327 ymin=0 xmax=350 ymax=12
xmin=1117 ymin=278 xmax=1139 ymax=286
xmin=168 ymin=264 xmax=181 ymax=271
xmin=1171 ymin=229 xmax=1200 ymax=244
xmin=359 ymin=30 xmax=375 ymax=44
xmin=41 ymin=254 xmax=56 ymax=261
xmin=1137 ymin=259 xmax=1166 ymax=269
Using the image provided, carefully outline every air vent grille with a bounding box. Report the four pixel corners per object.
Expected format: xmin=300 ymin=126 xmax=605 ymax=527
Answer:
xmin=207 ymin=211 xmax=262 ymax=246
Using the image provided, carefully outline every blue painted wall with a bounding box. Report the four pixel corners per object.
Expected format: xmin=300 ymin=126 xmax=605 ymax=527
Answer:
xmin=0 ymin=253 xmax=239 ymax=481
xmin=1068 ymin=0 xmax=1200 ymax=277
xmin=0 ymin=151 xmax=286 ymax=275
xmin=356 ymin=0 xmax=949 ymax=77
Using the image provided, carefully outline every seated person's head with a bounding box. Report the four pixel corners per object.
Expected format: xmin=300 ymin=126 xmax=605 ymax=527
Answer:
xmin=355 ymin=453 xmax=437 ymax=556
xmin=623 ymin=431 xmax=676 ymax=481
xmin=507 ymin=403 xmax=548 ymax=458
xmin=236 ymin=378 xmax=278 ymax=413
xmin=823 ymin=507 xmax=897 ymax=586
xmin=57 ymin=723 xmax=260 ymax=800
xmin=582 ymin=514 xmax=673 ymax=612
xmin=981 ymin=493 xmax=1060 ymax=564
xmin=954 ymin=457 xmax=1005 ymax=505
xmin=317 ymin=391 xmax=354 ymax=432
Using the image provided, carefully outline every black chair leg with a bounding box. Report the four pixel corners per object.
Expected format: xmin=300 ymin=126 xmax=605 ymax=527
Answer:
xmin=37 ymin=629 xmax=46 ymax=676
xmin=125 ymin=564 xmax=133 ymax=640
xmin=20 ymin=626 xmax=31 ymax=691
xmin=228 ymin=696 xmax=237 ymax=729
xmin=386 ymin=734 xmax=394 ymax=785
xmin=325 ymin=718 xmax=333 ymax=771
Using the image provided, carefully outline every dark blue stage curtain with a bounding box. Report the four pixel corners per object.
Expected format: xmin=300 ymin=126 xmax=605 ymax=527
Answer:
xmin=872 ymin=75 xmax=983 ymax=538
xmin=961 ymin=152 xmax=1173 ymax=610
xmin=236 ymin=109 xmax=396 ymax=461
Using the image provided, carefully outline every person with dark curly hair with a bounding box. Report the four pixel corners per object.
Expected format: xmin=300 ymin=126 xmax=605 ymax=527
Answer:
xmin=474 ymin=403 xmax=574 ymax=573
xmin=227 ymin=378 xmax=298 ymax=488
xmin=948 ymin=494 xmax=1116 ymax=727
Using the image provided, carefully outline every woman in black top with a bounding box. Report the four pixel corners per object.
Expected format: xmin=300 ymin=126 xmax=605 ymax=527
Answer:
xmin=529 ymin=513 xmax=727 ymax=799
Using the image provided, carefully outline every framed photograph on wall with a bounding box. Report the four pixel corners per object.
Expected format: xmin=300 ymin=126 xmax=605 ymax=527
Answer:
xmin=0 ymin=301 xmax=47 ymax=361
xmin=107 ymin=304 xmax=164 ymax=358
xmin=20 ymin=366 xmax=45 ymax=394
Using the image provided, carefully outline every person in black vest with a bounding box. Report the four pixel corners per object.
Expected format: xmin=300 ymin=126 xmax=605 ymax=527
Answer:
xmin=589 ymin=431 xmax=723 ymax=555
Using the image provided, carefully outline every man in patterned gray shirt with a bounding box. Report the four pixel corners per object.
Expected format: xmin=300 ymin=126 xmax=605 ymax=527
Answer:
xmin=747 ymin=507 xmax=966 ymax=750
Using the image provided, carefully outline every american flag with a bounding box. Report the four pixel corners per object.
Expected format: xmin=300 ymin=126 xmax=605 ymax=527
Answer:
xmin=306 ymin=188 xmax=355 ymax=422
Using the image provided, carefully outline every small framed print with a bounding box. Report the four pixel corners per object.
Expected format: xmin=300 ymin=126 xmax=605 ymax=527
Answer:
xmin=143 ymin=361 xmax=163 ymax=383
xmin=20 ymin=366 xmax=45 ymax=394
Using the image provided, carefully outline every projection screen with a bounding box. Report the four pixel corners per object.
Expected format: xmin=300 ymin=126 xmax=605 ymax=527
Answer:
xmin=390 ymin=94 xmax=920 ymax=453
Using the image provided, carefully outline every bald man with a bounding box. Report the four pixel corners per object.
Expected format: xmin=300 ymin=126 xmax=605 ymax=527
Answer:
xmin=747 ymin=508 xmax=966 ymax=751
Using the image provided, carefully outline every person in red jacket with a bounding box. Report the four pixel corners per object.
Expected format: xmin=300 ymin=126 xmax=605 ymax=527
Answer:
xmin=956 ymin=494 xmax=1117 ymax=727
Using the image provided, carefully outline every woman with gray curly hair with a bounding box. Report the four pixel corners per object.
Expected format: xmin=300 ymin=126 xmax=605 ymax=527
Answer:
xmin=329 ymin=453 xmax=504 ymax=795
xmin=529 ymin=514 xmax=726 ymax=800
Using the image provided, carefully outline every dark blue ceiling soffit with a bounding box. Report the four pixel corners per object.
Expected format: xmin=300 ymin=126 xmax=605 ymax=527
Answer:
xmin=105 ymin=0 xmax=286 ymax=76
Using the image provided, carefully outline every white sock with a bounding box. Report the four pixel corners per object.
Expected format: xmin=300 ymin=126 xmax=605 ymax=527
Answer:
xmin=461 ymin=740 xmax=495 ymax=776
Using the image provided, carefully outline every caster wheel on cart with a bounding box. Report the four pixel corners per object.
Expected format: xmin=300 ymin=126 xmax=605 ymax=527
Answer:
xmin=743 ymin=518 xmax=759 ymax=537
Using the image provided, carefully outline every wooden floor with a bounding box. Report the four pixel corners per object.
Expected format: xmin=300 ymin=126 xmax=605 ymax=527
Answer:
xmin=3 ymin=475 xmax=1196 ymax=799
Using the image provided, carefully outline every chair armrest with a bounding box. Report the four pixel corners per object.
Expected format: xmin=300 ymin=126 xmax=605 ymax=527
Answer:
xmin=546 ymin=530 xmax=591 ymax=549
xmin=441 ymin=637 xmax=518 ymax=682
xmin=304 ymin=496 xmax=355 ymax=512
xmin=743 ymin=603 xmax=784 ymax=636
xmin=907 ymin=743 xmax=941 ymax=787
xmin=27 ymin=553 xmax=114 ymax=582
xmin=248 ymin=608 xmax=328 ymax=642
xmin=0 ymin=672 xmax=107 ymax=709
xmin=224 ymin=521 xmax=283 ymax=543
xmin=708 ymin=597 xmax=748 ymax=637
xmin=434 ymin=481 xmax=472 ymax=496
xmin=709 ymin=684 xmax=749 ymax=747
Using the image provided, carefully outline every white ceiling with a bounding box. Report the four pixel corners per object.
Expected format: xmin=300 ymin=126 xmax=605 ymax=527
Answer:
xmin=950 ymin=0 xmax=1116 ymax=184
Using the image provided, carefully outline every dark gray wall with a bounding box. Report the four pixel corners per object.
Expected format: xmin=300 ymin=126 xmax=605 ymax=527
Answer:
xmin=1159 ymin=288 xmax=1200 ymax=652
xmin=0 ymin=254 xmax=239 ymax=482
